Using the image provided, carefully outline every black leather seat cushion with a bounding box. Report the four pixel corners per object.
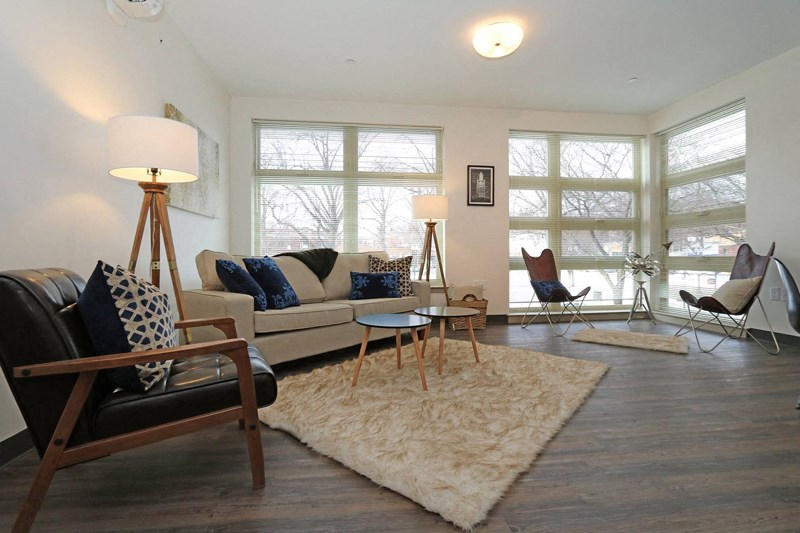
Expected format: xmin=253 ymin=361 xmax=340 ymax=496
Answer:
xmin=93 ymin=346 xmax=277 ymax=439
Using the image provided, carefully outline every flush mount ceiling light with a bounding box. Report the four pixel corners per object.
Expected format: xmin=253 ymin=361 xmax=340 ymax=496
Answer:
xmin=473 ymin=22 xmax=524 ymax=58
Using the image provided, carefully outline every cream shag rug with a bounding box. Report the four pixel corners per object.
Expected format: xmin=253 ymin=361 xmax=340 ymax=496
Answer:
xmin=572 ymin=328 xmax=689 ymax=354
xmin=258 ymin=340 xmax=608 ymax=530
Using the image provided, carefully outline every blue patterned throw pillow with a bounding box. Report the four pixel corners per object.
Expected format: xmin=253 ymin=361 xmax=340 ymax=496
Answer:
xmin=531 ymin=280 xmax=569 ymax=302
xmin=350 ymin=271 xmax=400 ymax=300
xmin=243 ymin=257 xmax=300 ymax=310
xmin=77 ymin=261 xmax=175 ymax=393
xmin=215 ymin=259 xmax=268 ymax=311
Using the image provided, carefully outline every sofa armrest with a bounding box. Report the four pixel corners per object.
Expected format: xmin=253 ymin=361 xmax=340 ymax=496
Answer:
xmin=183 ymin=290 xmax=255 ymax=342
xmin=411 ymin=280 xmax=431 ymax=307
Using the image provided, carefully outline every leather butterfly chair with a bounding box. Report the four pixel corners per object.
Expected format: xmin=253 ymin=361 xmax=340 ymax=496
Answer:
xmin=771 ymin=258 xmax=800 ymax=409
xmin=674 ymin=242 xmax=779 ymax=354
xmin=520 ymin=248 xmax=594 ymax=336
xmin=0 ymin=268 xmax=278 ymax=532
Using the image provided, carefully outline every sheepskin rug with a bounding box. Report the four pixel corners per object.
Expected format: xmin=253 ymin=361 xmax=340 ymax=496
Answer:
xmin=258 ymin=340 xmax=608 ymax=529
xmin=572 ymin=328 xmax=689 ymax=354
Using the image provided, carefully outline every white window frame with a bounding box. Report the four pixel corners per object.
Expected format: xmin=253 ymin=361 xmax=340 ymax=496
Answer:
xmin=252 ymin=120 xmax=444 ymax=277
xmin=656 ymin=100 xmax=746 ymax=316
xmin=509 ymin=131 xmax=643 ymax=312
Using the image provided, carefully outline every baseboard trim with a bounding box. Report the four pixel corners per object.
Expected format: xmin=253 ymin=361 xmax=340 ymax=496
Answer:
xmin=0 ymin=429 xmax=33 ymax=467
xmin=748 ymin=328 xmax=800 ymax=347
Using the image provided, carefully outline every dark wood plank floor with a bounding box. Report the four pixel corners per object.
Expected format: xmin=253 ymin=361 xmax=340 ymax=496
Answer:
xmin=2 ymin=321 xmax=799 ymax=532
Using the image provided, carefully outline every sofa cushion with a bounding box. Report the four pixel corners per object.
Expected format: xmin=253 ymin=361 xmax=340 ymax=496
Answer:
xmin=243 ymin=257 xmax=301 ymax=310
xmin=350 ymin=272 xmax=401 ymax=299
xmin=369 ymin=255 xmax=413 ymax=296
xmin=254 ymin=302 xmax=354 ymax=334
xmin=323 ymin=251 xmax=389 ymax=300
xmin=328 ymin=296 xmax=420 ymax=318
xmin=215 ymin=259 xmax=268 ymax=311
xmin=77 ymin=261 xmax=174 ymax=393
xmin=272 ymin=256 xmax=326 ymax=303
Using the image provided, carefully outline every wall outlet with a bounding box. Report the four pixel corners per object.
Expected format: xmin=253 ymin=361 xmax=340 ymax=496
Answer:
xmin=769 ymin=287 xmax=780 ymax=301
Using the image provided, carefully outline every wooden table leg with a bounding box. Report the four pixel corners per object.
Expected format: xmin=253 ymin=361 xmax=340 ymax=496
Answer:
xmin=395 ymin=330 xmax=402 ymax=368
xmin=351 ymin=326 xmax=372 ymax=387
xmin=410 ymin=328 xmax=427 ymax=391
xmin=438 ymin=318 xmax=446 ymax=375
xmin=421 ymin=323 xmax=430 ymax=358
xmin=466 ymin=317 xmax=480 ymax=363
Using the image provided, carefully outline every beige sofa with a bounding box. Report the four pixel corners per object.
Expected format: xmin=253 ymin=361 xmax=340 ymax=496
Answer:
xmin=183 ymin=250 xmax=431 ymax=365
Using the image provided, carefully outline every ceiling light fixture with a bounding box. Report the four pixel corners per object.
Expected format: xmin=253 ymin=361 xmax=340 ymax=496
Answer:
xmin=473 ymin=22 xmax=524 ymax=59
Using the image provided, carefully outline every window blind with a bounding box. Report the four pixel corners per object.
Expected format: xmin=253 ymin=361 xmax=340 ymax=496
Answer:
xmin=657 ymin=100 xmax=746 ymax=314
xmin=253 ymin=120 xmax=444 ymax=279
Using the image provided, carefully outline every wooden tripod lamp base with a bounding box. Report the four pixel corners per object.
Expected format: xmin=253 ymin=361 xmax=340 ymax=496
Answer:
xmin=128 ymin=180 xmax=188 ymax=320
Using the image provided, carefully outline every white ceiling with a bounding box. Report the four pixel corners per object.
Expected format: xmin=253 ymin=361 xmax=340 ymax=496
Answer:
xmin=166 ymin=0 xmax=800 ymax=115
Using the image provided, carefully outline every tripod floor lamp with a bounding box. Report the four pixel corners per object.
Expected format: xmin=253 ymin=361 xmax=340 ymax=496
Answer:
xmin=412 ymin=194 xmax=450 ymax=305
xmin=107 ymin=115 xmax=199 ymax=320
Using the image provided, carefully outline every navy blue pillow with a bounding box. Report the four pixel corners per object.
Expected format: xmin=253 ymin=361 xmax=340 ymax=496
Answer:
xmin=531 ymin=280 xmax=569 ymax=302
xmin=76 ymin=261 xmax=175 ymax=393
xmin=350 ymin=271 xmax=400 ymax=300
xmin=243 ymin=257 xmax=300 ymax=310
xmin=216 ymin=259 xmax=268 ymax=311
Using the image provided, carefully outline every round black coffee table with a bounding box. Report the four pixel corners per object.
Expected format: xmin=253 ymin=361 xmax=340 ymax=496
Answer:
xmin=414 ymin=306 xmax=480 ymax=375
xmin=352 ymin=313 xmax=432 ymax=391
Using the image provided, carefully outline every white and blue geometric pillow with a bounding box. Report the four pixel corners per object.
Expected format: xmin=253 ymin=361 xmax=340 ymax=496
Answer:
xmin=243 ymin=257 xmax=300 ymax=310
xmin=77 ymin=261 xmax=175 ymax=393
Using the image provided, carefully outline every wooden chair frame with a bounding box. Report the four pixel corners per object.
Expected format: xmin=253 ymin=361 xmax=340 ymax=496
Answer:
xmin=10 ymin=317 xmax=265 ymax=533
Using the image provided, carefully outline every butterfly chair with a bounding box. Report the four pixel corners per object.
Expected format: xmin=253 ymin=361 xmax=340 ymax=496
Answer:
xmin=772 ymin=258 xmax=800 ymax=409
xmin=0 ymin=268 xmax=278 ymax=532
xmin=674 ymin=242 xmax=779 ymax=354
xmin=520 ymin=248 xmax=594 ymax=336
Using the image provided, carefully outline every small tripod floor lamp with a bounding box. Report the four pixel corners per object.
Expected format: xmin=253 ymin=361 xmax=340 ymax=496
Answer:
xmin=412 ymin=194 xmax=450 ymax=305
xmin=107 ymin=115 xmax=199 ymax=320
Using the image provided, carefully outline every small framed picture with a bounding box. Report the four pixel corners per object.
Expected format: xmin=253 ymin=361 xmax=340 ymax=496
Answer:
xmin=467 ymin=165 xmax=494 ymax=206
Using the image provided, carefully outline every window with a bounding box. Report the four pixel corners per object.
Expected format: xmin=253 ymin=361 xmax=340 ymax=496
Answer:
xmin=253 ymin=121 xmax=444 ymax=279
xmin=508 ymin=132 xmax=643 ymax=311
xmin=658 ymin=101 xmax=746 ymax=314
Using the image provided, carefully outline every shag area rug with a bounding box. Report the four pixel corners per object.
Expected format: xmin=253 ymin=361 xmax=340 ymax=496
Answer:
xmin=572 ymin=328 xmax=689 ymax=354
xmin=258 ymin=340 xmax=608 ymax=530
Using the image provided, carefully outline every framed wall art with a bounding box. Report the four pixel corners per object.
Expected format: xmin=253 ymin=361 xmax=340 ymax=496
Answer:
xmin=467 ymin=165 xmax=494 ymax=206
xmin=164 ymin=103 xmax=220 ymax=218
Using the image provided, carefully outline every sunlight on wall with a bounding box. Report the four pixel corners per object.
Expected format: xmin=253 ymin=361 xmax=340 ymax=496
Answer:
xmin=0 ymin=3 xmax=139 ymax=124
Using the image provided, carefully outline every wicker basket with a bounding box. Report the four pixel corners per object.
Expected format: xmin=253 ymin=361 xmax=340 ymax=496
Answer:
xmin=449 ymin=293 xmax=488 ymax=330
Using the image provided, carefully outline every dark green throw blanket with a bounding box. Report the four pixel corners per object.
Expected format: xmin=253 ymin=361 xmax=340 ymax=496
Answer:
xmin=275 ymin=248 xmax=339 ymax=281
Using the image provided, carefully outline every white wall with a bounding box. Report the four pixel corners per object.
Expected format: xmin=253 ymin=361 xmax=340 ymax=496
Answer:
xmin=648 ymin=45 xmax=800 ymax=336
xmin=0 ymin=1 xmax=231 ymax=441
xmin=230 ymin=98 xmax=647 ymax=310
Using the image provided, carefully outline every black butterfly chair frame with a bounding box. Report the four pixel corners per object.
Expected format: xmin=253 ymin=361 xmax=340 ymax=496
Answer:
xmin=674 ymin=243 xmax=779 ymax=355
xmin=520 ymin=248 xmax=594 ymax=337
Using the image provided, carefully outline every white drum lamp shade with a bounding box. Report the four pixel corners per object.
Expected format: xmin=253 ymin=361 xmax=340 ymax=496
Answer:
xmin=107 ymin=115 xmax=199 ymax=183
xmin=412 ymin=195 xmax=449 ymax=221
